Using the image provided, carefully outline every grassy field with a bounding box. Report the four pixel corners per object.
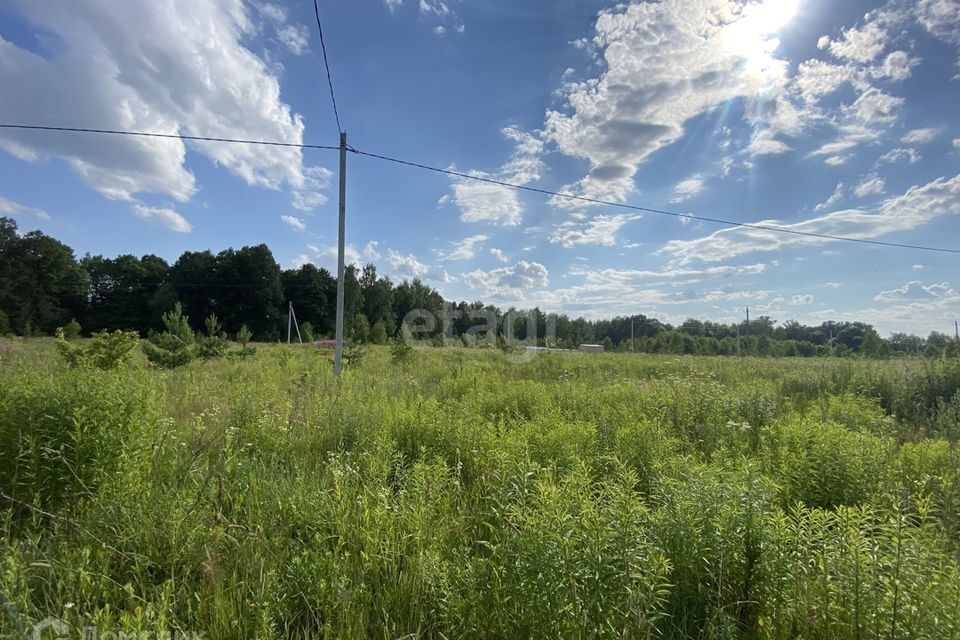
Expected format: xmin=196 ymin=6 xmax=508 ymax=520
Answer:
xmin=2 ymin=340 xmax=960 ymax=638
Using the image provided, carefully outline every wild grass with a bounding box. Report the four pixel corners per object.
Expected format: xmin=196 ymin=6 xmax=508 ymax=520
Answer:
xmin=1 ymin=342 xmax=960 ymax=638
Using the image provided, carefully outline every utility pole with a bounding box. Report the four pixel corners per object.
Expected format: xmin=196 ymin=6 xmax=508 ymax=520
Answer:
xmin=631 ymin=318 xmax=634 ymax=352
xmin=334 ymin=131 xmax=347 ymax=377
xmin=955 ymin=320 xmax=959 ymax=345
xmin=287 ymin=301 xmax=293 ymax=344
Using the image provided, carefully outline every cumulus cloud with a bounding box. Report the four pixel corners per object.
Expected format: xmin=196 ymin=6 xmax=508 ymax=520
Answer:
xmin=281 ymin=214 xmax=306 ymax=232
xmin=569 ymin=262 xmax=767 ymax=285
xmin=815 ymin=182 xmax=846 ymax=212
xmin=877 ymin=147 xmax=921 ymax=165
xmin=826 ymin=21 xmax=888 ymax=63
xmin=874 ymin=280 xmax=957 ymax=303
xmin=363 ymin=241 xmax=381 ymax=260
xmin=662 ymin=172 xmax=960 ymax=263
xmin=387 ymin=249 xmax=451 ymax=282
xmin=846 ymin=88 xmax=904 ymax=125
xmin=446 ymin=127 xmax=543 ymax=226
xmin=542 ymin=0 xmax=795 ymax=206
xmin=0 ymin=1 xmax=312 ymax=228
xmin=550 ymin=214 xmax=640 ymax=248
xmin=277 ymin=24 xmax=310 ymax=55
xmin=132 ymin=204 xmax=192 ymax=233
xmin=291 ymin=166 xmax=334 ymax=212
xmin=790 ymin=294 xmax=814 ymax=305
xmin=384 ymin=0 xmax=403 ymax=11
xmin=438 ymin=234 xmax=488 ymax=261
xmin=0 ymin=195 xmax=51 ymax=221
xmin=670 ymin=176 xmax=705 ymax=203
xmin=490 ymin=248 xmax=509 ymax=263
xmin=794 ymin=60 xmax=856 ymax=103
xmin=465 ymin=260 xmax=549 ymax=295
xmin=901 ymin=128 xmax=940 ymax=144
xmin=853 ymin=174 xmax=885 ymax=198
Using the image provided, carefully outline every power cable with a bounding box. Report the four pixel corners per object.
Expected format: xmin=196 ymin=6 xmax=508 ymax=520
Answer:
xmin=313 ymin=0 xmax=343 ymax=134
xmin=0 ymin=124 xmax=338 ymax=150
xmin=350 ymin=148 xmax=960 ymax=256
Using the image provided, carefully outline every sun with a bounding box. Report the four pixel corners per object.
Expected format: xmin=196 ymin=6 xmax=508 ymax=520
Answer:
xmin=724 ymin=0 xmax=802 ymax=76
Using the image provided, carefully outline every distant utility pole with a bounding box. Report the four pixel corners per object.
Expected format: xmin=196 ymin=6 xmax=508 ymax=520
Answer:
xmin=287 ymin=301 xmax=302 ymax=344
xmin=955 ymin=320 xmax=959 ymax=344
xmin=631 ymin=318 xmax=635 ymax=352
xmin=334 ymin=132 xmax=347 ymax=377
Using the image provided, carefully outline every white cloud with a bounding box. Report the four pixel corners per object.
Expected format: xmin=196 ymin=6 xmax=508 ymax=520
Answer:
xmin=790 ymin=294 xmax=814 ymax=306
xmin=277 ymin=24 xmax=310 ymax=55
xmin=670 ymin=176 xmax=705 ymax=203
xmin=550 ymin=214 xmax=640 ymax=248
xmin=257 ymin=3 xmax=287 ymax=22
xmin=874 ymin=280 xmax=958 ymax=303
xmin=662 ymin=172 xmax=960 ymax=263
xmin=132 ymin=204 xmax=192 ymax=233
xmin=853 ymin=174 xmax=885 ymax=198
xmin=542 ymin=0 xmax=794 ymax=207
xmin=875 ymin=51 xmax=919 ymax=81
xmin=438 ymin=234 xmax=489 ymax=261
xmin=433 ymin=25 xmax=446 ymax=36
xmin=824 ymin=155 xmax=851 ymax=166
xmin=291 ymin=166 xmax=334 ymax=212
xmin=304 ymin=243 xmax=361 ymax=269
xmin=826 ymin=20 xmax=888 ymax=63
xmin=387 ymin=249 xmax=451 ymax=282
xmin=363 ymin=241 xmax=381 ymax=260
xmin=0 ymin=1 xmax=309 ymax=221
xmin=877 ymin=147 xmax=921 ymax=165
xmin=825 ymin=282 xmax=842 ymax=289
xmin=913 ymin=264 xmax=925 ymax=271
xmin=281 ymin=214 xmax=306 ymax=232
xmin=901 ymin=128 xmax=940 ymax=144
xmin=447 ymin=127 xmax=543 ymax=226
xmin=465 ymin=260 xmax=549 ymax=294
xmin=795 ymin=59 xmax=855 ymax=103
xmin=0 ymin=195 xmax=51 ymax=221
xmin=384 ymin=0 xmax=403 ymax=12
xmin=570 ymin=262 xmax=767 ymax=285
xmin=489 ymin=248 xmax=509 ymax=263
xmin=815 ymin=182 xmax=846 ymax=212
xmin=847 ymin=87 xmax=904 ymax=125
xmin=954 ymin=139 xmax=960 ymax=150
xmin=915 ymin=0 xmax=960 ymax=45
xmin=748 ymin=131 xmax=792 ymax=155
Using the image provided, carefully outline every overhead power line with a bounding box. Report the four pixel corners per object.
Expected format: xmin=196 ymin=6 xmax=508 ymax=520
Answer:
xmin=0 ymin=124 xmax=338 ymax=151
xmin=313 ymin=0 xmax=343 ymax=134
xmin=3 ymin=122 xmax=958 ymax=256
xmin=350 ymin=148 xmax=960 ymax=256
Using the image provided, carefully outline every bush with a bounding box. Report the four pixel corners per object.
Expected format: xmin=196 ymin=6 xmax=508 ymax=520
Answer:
xmin=195 ymin=313 xmax=228 ymax=360
xmin=142 ymin=303 xmax=195 ymax=368
xmin=61 ymin=318 xmax=82 ymax=340
xmin=55 ymin=327 xmax=139 ymax=370
xmin=391 ymin=335 xmax=413 ymax=365
xmin=0 ymin=368 xmax=158 ymax=509
xmin=300 ymin=321 xmax=315 ymax=343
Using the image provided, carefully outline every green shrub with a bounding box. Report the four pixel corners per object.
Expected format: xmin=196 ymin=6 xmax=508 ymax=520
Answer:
xmin=55 ymin=327 xmax=139 ymax=370
xmin=142 ymin=303 xmax=195 ymax=368
xmin=0 ymin=368 xmax=158 ymax=509
xmin=61 ymin=318 xmax=82 ymax=340
xmin=195 ymin=313 xmax=228 ymax=360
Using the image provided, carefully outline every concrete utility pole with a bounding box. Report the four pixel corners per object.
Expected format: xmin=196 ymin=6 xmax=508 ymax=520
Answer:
xmin=955 ymin=320 xmax=959 ymax=344
xmin=631 ymin=318 xmax=634 ymax=352
xmin=334 ymin=131 xmax=347 ymax=377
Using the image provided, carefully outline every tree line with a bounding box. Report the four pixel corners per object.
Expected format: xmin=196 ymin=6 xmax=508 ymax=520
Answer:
xmin=1 ymin=217 xmax=957 ymax=357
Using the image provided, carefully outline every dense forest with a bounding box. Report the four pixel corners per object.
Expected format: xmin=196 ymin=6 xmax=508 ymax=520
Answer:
xmin=1 ymin=217 xmax=957 ymax=357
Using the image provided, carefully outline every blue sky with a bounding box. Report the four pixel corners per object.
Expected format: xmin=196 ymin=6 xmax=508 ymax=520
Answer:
xmin=1 ymin=0 xmax=959 ymax=335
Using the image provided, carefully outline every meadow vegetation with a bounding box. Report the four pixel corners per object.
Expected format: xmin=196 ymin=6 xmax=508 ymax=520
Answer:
xmin=2 ymin=339 xmax=960 ymax=638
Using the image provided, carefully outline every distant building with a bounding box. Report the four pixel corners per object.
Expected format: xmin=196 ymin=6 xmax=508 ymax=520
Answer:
xmin=578 ymin=344 xmax=604 ymax=353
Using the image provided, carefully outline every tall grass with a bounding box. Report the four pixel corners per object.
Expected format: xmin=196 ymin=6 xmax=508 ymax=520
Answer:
xmin=1 ymin=344 xmax=959 ymax=638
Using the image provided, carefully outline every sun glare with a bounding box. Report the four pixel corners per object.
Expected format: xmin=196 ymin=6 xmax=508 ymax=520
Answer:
xmin=725 ymin=0 xmax=802 ymax=76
